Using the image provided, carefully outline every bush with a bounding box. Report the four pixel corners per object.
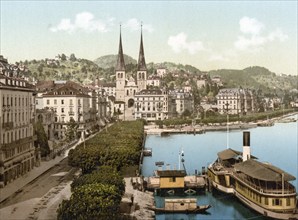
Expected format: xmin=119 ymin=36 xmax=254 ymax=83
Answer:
xmin=71 ymin=166 xmax=125 ymax=195
xmin=57 ymin=183 xmax=122 ymax=220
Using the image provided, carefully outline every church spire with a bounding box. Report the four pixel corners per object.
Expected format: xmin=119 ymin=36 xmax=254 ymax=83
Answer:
xmin=116 ymin=24 xmax=125 ymax=71
xmin=137 ymin=23 xmax=147 ymax=71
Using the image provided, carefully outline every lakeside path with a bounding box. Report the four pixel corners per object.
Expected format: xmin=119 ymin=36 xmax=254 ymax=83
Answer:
xmin=145 ymin=123 xmax=257 ymax=135
xmin=145 ymin=112 xmax=298 ymax=135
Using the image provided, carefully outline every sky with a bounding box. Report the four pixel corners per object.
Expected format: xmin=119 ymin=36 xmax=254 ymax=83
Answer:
xmin=0 ymin=1 xmax=297 ymax=75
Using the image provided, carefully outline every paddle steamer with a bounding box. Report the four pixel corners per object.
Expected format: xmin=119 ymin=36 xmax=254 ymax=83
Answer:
xmin=208 ymin=131 xmax=298 ymax=219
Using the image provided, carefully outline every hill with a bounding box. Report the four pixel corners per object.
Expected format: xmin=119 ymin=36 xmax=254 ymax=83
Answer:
xmin=208 ymin=66 xmax=297 ymax=95
xmin=17 ymin=54 xmax=296 ymax=96
xmin=19 ymin=56 xmax=108 ymax=84
xmin=93 ymin=54 xmax=137 ymax=69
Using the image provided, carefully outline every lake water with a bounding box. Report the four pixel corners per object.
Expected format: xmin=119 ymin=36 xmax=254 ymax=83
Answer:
xmin=142 ymin=114 xmax=298 ymax=220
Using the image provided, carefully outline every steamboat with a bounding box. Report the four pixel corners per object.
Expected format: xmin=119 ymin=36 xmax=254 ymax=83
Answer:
xmin=208 ymin=131 xmax=298 ymax=219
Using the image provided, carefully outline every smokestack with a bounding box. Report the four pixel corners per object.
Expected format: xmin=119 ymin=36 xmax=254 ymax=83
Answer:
xmin=243 ymin=131 xmax=251 ymax=162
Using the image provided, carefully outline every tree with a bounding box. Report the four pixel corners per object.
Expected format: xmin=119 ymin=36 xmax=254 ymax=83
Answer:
xmin=34 ymin=121 xmax=50 ymax=157
xmin=65 ymin=118 xmax=78 ymax=142
xmin=69 ymin=53 xmax=77 ymax=62
xmin=57 ymin=183 xmax=122 ymax=220
xmin=181 ymin=109 xmax=192 ymax=118
xmin=61 ymin=53 xmax=67 ymax=61
xmin=71 ymin=166 xmax=125 ymax=195
xmin=37 ymin=64 xmax=43 ymax=75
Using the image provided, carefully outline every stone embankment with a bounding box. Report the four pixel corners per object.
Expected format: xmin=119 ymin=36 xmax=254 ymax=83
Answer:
xmin=121 ymin=177 xmax=155 ymax=220
xmin=145 ymin=123 xmax=257 ymax=135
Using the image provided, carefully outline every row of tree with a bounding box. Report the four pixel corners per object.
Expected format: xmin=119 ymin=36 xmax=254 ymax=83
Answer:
xmin=57 ymin=121 xmax=145 ymax=219
xmin=57 ymin=166 xmax=125 ymax=219
xmin=158 ymin=108 xmax=297 ymax=127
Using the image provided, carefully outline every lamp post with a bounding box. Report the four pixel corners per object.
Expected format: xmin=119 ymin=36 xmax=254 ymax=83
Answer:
xmin=225 ymin=102 xmax=230 ymax=149
xmin=178 ymin=148 xmax=184 ymax=170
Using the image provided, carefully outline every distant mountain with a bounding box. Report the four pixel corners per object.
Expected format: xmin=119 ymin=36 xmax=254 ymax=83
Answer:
xmin=208 ymin=66 xmax=297 ymax=94
xmin=94 ymin=54 xmax=137 ymax=69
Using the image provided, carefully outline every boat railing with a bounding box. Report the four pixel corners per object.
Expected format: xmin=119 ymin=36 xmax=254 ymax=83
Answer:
xmin=233 ymin=172 xmax=296 ymax=195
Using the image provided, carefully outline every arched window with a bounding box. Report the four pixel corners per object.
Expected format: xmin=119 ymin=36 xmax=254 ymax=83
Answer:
xmin=142 ymin=72 xmax=145 ymax=79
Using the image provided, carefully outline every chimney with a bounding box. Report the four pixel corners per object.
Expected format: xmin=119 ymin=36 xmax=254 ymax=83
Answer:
xmin=242 ymin=131 xmax=251 ymax=162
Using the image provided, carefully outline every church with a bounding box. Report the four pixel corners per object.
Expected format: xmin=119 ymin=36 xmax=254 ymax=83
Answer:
xmin=114 ymin=26 xmax=148 ymax=120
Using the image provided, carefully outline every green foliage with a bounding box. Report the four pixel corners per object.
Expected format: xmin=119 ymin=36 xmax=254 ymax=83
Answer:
xmin=94 ymin=54 xmax=137 ymax=69
xmin=71 ymin=166 xmax=125 ymax=195
xmin=61 ymin=53 xmax=67 ymax=61
xmin=209 ymin=66 xmax=297 ymax=95
xmin=65 ymin=118 xmax=78 ymax=142
xmin=57 ymin=183 xmax=122 ymax=220
xmin=68 ymin=121 xmax=144 ymax=174
xmin=181 ymin=109 xmax=192 ymax=118
xmin=34 ymin=121 xmax=50 ymax=157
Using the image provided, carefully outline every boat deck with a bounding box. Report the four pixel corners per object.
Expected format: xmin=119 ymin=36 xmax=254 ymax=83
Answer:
xmin=147 ymin=175 xmax=206 ymax=190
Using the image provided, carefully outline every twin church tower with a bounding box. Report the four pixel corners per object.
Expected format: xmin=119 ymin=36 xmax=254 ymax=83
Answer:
xmin=115 ymin=26 xmax=147 ymax=108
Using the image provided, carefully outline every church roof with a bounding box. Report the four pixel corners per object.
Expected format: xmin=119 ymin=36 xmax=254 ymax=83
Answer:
xmin=115 ymin=29 xmax=125 ymax=71
xmin=137 ymin=29 xmax=147 ymax=71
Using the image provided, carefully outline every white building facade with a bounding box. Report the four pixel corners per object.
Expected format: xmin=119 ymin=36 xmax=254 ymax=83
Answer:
xmin=217 ymin=88 xmax=256 ymax=115
xmin=134 ymin=89 xmax=169 ymax=121
xmin=0 ymin=56 xmax=36 ymax=187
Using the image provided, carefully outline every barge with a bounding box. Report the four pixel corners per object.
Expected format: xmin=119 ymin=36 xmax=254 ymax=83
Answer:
xmin=149 ymin=198 xmax=211 ymax=213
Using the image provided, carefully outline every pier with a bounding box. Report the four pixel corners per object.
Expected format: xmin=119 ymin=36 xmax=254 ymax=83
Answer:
xmin=144 ymin=123 xmax=257 ymax=135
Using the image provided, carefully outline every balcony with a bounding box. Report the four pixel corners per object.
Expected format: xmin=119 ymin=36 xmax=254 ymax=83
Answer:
xmin=68 ymin=111 xmax=75 ymax=116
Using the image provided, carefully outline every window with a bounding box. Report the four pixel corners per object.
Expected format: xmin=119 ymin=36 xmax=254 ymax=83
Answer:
xmin=61 ymin=108 xmax=64 ymax=113
xmin=265 ymin=197 xmax=268 ymax=205
xmin=272 ymin=198 xmax=281 ymax=206
xmin=286 ymin=198 xmax=290 ymax=206
xmin=169 ymin=177 xmax=176 ymax=182
xmin=47 ymin=99 xmax=50 ymax=105
xmin=54 ymin=99 xmax=57 ymax=104
xmin=61 ymin=100 xmax=64 ymax=105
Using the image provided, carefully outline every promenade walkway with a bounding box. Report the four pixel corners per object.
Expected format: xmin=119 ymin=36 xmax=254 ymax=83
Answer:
xmin=0 ymin=140 xmax=82 ymax=203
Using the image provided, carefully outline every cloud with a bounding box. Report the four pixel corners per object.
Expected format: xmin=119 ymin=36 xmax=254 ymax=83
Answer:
xmin=239 ymin=16 xmax=264 ymax=35
xmin=123 ymin=18 xmax=154 ymax=32
xmin=168 ymin=32 xmax=205 ymax=54
xmin=50 ymin=12 xmax=114 ymax=33
xmin=234 ymin=16 xmax=288 ymax=51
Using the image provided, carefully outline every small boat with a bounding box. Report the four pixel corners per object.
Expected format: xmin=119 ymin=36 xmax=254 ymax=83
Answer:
xmin=149 ymin=198 xmax=211 ymax=213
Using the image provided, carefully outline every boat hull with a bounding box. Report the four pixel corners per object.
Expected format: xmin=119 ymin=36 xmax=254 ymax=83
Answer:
xmin=149 ymin=205 xmax=211 ymax=213
xmin=211 ymin=180 xmax=234 ymax=194
xmin=234 ymin=191 xmax=298 ymax=220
